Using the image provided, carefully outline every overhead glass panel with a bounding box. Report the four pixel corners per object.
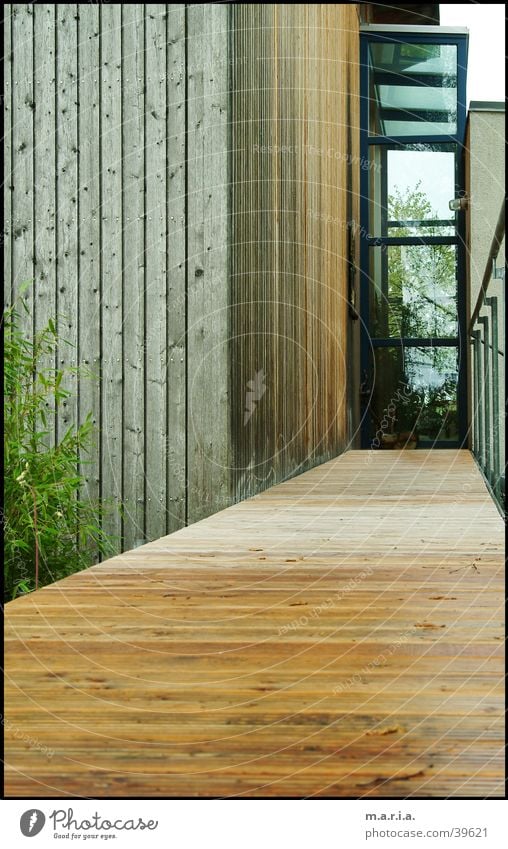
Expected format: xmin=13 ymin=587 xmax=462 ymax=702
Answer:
xmin=371 ymin=346 xmax=459 ymax=444
xmin=369 ymin=244 xmax=458 ymax=338
xmin=369 ymin=144 xmax=456 ymax=237
xmin=369 ymin=42 xmax=458 ymax=137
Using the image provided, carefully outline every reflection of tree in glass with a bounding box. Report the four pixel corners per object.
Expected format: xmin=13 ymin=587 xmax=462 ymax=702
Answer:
xmin=387 ymin=182 xmax=456 ymax=340
xmin=397 ymin=376 xmax=457 ymax=440
xmin=372 ymin=346 xmax=458 ymax=445
xmin=418 ymin=376 xmax=458 ymax=439
xmin=371 ymin=183 xmax=459 ymax=444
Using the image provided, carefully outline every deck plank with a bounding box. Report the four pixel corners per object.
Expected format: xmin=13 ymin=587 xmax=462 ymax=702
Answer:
xmin=4 ymin=450 xmax=504 ymax=797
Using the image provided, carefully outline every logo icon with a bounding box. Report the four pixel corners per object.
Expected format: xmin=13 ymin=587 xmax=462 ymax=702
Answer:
xmin=20 ymin=810 xmax=46 ymax=837
xmin=244 ymin=369 xmax=267 ymax=425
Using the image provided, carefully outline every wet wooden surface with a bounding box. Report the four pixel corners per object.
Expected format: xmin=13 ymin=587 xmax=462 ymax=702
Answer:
xmin=4 ymin=450 xmax=504 ymax=797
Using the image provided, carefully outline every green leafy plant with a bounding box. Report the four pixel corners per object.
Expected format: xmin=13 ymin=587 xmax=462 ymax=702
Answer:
xmin=4 ymin=303 xmax=116 ymax=600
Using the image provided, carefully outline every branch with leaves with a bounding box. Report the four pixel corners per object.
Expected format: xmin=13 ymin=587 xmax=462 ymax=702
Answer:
xmin=3 ymin=303 xmax=117 ymax=600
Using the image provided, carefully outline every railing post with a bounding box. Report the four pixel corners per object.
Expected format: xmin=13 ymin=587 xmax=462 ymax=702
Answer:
xmin=485 ymin=297 xmax=500 ymax=500
xmin=477 ymin=315 xmax=491 ymax=485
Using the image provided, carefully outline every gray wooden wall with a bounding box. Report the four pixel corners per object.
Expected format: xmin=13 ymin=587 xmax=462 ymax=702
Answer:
xmin=4 ymin=3 xmax=230 ymax=551
xmin=5 ymin=3 xmax=358 ymax=558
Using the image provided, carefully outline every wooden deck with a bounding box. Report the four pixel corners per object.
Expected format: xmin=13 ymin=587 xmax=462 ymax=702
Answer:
xmin=4 ymin=450 xmax=504 ymax=798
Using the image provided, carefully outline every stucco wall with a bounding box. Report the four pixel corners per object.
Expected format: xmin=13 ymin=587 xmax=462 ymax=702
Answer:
xmin=467 ymin=107 xmax=505 ymax=313
xmin=466 ymin=105 xmax=505 ymax=478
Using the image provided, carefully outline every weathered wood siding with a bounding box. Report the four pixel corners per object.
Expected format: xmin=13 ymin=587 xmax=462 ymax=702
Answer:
xmin=231 ymin=4 xmax=360 ymax=500
xmin=187 ymin=3 xmax=230 ymax=522
xmin=5 ymin=3 xmax=360 ymax=553
xmin=4 ymin=3 xmax=230 ymax=551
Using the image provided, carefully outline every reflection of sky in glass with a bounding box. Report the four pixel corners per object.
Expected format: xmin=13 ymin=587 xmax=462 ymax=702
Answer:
xmin=369 ymin=43 xmax=458 ymax=136
xmin=388 ymin=150 xmax=455 ymax=218
xmin=403 ymin=347 xmax=457 ymax=393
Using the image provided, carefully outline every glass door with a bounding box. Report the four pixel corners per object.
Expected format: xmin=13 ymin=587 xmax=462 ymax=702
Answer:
xmin=359 ymin=27 xmax=469 ymax=448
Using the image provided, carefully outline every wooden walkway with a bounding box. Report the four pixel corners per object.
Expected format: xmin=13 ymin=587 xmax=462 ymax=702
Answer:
xmin=4 ymin=450 xmax=504 ymax=798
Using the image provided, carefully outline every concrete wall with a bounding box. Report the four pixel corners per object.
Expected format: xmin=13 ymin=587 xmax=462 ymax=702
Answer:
xmin=466 ymin=104 xmax=505 ymax=476
xmin=467 ymin=106 xmax=505 ymax=311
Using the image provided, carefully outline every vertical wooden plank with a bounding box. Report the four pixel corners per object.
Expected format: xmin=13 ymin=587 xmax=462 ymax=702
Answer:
xmin=265 ymin=4 xmax=278 ymax=492
xmin=11 ymin=3 xmax=34 ymax=338
xmin=144 ymin=5 xmax=167 ymax=541
xmin=244 ymin=1 xmax=256 ymax=498
xmin=230 ymin=3 xmax=241 ymax=499
xmin=272 ymin=4 xmax=281 ymax=484
xmin=235 ymin=1 xmax=249 ymax=500
xmin=187 ymin=2 xmax=230 ymax=522
xmin=77 ymin=5 xmax=101 ymax=506
xmin=313 ymin=4 xmax=324 ymax=460
xmin=232 ymin=3 xmax=283 ymax=502
xmin=307 ymin=4 xmax=318 ymax=461
xmin=299 ymin=3 xmax=310 ymax=464
xmin=347 ymin=3 xmax=361 ymax=446
xmin=278 ymin=3 xmax=290 ymax=480
xmin=33 ymin=4 xmax=56 ymax=445
xmin=55 ymin=4 xmax=78 ymax=440
xmin=251 ymin=2 xmax=264 ymax=492
xmin=100 ymin=4 xmax=123 ymax=546
xmin=121 ymin=5 xmax=145 ymax=549
xmin=166 ymin=4 xmax=186 ymax=534
xmin=4 ymin=6 xmax=13 ymax=310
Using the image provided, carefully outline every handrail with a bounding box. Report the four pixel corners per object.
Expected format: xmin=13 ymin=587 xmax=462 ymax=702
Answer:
xmin=469 ymin=199 xmax=505 ymax=331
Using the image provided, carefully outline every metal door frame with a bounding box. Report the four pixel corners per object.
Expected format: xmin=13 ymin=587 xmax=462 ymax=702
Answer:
xmin=359 ymin=27 xmax=469 ymax=448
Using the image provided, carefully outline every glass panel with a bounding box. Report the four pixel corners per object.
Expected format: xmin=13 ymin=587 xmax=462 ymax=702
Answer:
xmin=369 ymin=42 xmax=458 ymax=137
xmin=369 ymin=244 xmax=458 ymax=338
xmin=370 ymin=346 xmax=459 ymax=445
xmin=369 ymin=145 xmax=456 ymax=237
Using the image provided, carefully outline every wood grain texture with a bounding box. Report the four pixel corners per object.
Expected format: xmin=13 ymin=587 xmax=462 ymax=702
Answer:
xmin=77 ymin=4 xmax=101 ymax=508
xmin=121 ymin=4 xmax=145 ymax=550
xmin=187 ymin=3 xmax=231 ymax=522
xmin=34 ymin=4 xmax=57 ymax=446
xmin=56 ymin=5 xmax=79 ymax=440
xmin=4 ymin=4 xmax=230 ymax=553
xmin=5 ymin=3 xmax=360 ymax=555
xmin=165 ymin=4 xmax=187 ymax=535
xmin=4 ymin=5 xmax=13 ymax=307
xmin=4 ymin=450 xmax=504 ymax=798
xmin=100 ymin=4 xmax=123 ymax=544
xmin=11 ymin=4 xmax=34 ymax=338
xmin=231 ymin=4 xmax=360 ymax=502
xmin=144 ymin=4 xmax=168 ymax=542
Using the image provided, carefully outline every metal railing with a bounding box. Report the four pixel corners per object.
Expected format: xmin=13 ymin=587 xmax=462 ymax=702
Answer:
xmin=469 ymin=200 xmax=505 ymax=511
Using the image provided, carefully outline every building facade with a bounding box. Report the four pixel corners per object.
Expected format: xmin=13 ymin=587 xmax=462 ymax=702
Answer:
xmin=6 ymin=4 xmax=477 ymax=558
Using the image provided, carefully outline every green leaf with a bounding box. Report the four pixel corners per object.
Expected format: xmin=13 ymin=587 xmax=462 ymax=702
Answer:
xmin=4 ymin=303 xmax=118 ymax=600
